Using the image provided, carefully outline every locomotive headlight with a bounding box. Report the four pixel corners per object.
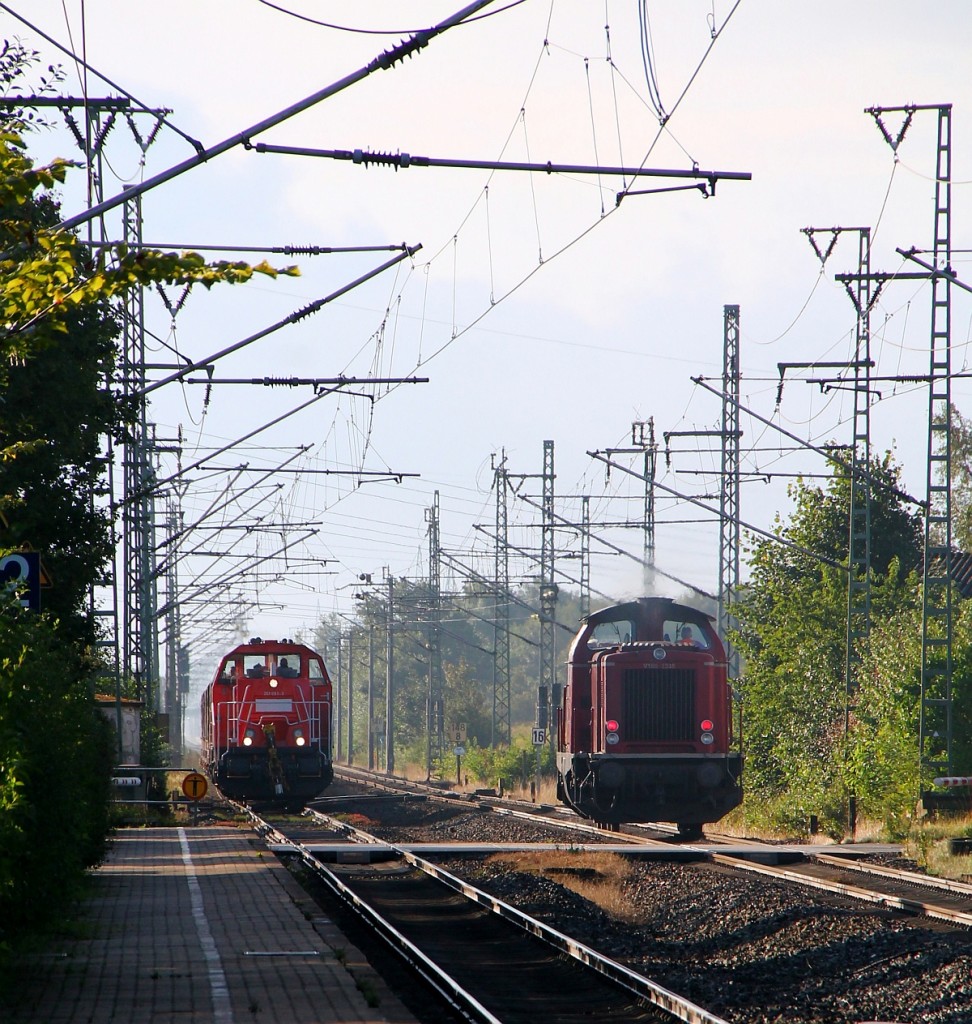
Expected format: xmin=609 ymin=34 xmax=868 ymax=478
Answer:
xmin=294 ymin=729 xmax=305 ymax=747
xmin=606 ymin=732 xmax=620 ymax=745
xmin=700 ymin=732 xmax=714 ymax=745
xmin=269 ymin=677 xmax=278 ymax=688
xmin=605 ymin=718 xmax=620 ymax=745
xmin=243 ymin=728 xmax=255 ymax=747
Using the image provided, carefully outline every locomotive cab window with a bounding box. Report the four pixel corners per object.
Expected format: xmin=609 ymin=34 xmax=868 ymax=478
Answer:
xmin=219 ymin=661 xmax=238 ymax=681
xmin=243 ymin=656 xmax=267 ymax=678
xmin=665 ymin=620 xmax=709 ymax=648
xmin=587 ymin=618 xmax=635 ymax=648
xmin=273 ymin=656 xmax=298 ymax=677
xmin=308 ymin=659 xmax=325 ymax=680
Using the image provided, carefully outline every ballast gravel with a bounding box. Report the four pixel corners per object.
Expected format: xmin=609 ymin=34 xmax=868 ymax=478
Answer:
xmin=348 ymin=795 xmax=972 ymax=1024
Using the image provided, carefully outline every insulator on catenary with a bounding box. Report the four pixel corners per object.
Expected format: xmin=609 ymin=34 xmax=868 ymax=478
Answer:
xmin=353 ymin=149 xmax=411 ymax=170
xmin=283 ymin=246 xmax=332 ymax=255
xmin=373 ymin=30 xmax=433 ymax=71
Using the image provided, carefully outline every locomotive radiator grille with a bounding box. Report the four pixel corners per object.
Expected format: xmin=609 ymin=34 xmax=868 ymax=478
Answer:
xmin=622 ymin=667 xmax=696 ymax=741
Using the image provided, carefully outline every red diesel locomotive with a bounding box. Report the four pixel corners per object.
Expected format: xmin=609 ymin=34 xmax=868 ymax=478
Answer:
xmin=200 ymin=637 xmax=334 ymax=803
xmin=556 ymin=597 xmax=742 ymax=837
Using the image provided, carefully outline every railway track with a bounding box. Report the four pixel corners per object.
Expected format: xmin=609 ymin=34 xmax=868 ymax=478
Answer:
xmin=236 ymin=800 xmax=731 ymax=1024
xmin=221 ymin=771 xmax=972 ymax=1021
xmin=733 ymin=849 xmax=972 ymax=927
xmin=330 ymin=765 xmax=972 ymax=928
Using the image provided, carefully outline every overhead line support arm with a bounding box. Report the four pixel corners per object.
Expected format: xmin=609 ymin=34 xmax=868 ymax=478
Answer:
xmin=895 ymin=248 xmax=972 ymax=295
xmin=691 ymin=375 xmax=925 ymax=510
xmin=252 ymin=143 xmax=752 ymax=187
xmin=138 ymin=246 xmax=420 ymax=397
xmin=587 ymin=450 xmax=847 ymax=574
xmin=54 ymin=0 xmax=502 ymax=232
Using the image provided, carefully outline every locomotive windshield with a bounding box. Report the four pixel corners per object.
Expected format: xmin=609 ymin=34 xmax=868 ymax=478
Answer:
xmin=585 ymin=614 xmax=711 ymax=649
xmin=242 ymin=655 xmax=268 ymax=678
xmin=664 ymin=619 xmax=709 ymax=648
xmin=273 ymin=655 xmax=298 ymax=677
xmin=587 ymin=618 xmax=634 ymax=648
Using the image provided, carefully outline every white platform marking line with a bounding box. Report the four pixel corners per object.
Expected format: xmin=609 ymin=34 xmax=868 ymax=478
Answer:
xmin=179 ymin=828 xmax=235 ymax=1024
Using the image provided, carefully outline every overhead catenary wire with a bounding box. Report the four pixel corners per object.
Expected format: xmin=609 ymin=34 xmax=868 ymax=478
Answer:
xmin=138 ymin=246 xmax=421 ymax=397
xmin=25 ymin=3 xmax=829 ymax=653
xmin=49 ymin=0 xmax=507 ymax=233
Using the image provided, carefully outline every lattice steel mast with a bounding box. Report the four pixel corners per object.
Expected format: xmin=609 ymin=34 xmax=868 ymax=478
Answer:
xmin=863 ymin=104 xmax=955 ymax=779
xmin=426 ymin=491 xmax=445 ymax=771
xmin=844 ymin=231 xmax=874 ymax=733
xmin=633 ymin=419 xmax=658 ymax=571
xmin=805 ymin=227 xmax=877 ymax=736
xmin=491 ymin=451 xmax=512 ymax=746
xmin=917 ymin=105 xmax=955 ymax=779
xmin=539 ymin=440 xmax=558 ymax=753
xmin=717 ymin=305 xmax=742 ymax=679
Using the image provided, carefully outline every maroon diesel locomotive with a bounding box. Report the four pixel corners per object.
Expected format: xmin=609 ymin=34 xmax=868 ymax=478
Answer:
xmin=556 ymin=597 xmax=742 ymax=837
xmin=200 ymin=637 xmax=334 ymax=803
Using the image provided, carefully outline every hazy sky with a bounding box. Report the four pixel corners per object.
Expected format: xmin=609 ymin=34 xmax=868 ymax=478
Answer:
xmin=6 ymin=1 xmax=972 ymax=680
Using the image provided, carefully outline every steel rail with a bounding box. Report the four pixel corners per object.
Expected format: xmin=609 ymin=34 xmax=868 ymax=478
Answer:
xmin=331 ymin=764 xmax=677 ymax=844
xmin=812 ymin=851 xmax=972 ymax=897
xmin=708 ymin=852 xmax=972 ymax=928
xmin=233 ymin=803 xmax=503 ymax=1024
xmin=332 ymin=767 xmax=972 ymax=926
xmin=299 ymin=803 xmax=732 ymax=1024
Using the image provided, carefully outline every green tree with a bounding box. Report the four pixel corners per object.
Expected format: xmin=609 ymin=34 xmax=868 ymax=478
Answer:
xmin=0 ymin=44 xmax=299 ymax=973
xmin=1 ymin=137 xmax=295 ymax=637
xmin=734 ymin=452 xmax=923 ymax=822
xmin=848 ymin=582 xmax=972 ymax=827
xmin=315 ymin=578 xmax=589 ymax=772
xmin=0 ymin=600 xmax=116 ymax=962
xmin=936 ymin=402 xmax=972 ymax=551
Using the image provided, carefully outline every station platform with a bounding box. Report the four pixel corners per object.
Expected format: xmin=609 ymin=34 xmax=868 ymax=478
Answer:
xmin=2 ymin=825 xmax=418 ymax=1024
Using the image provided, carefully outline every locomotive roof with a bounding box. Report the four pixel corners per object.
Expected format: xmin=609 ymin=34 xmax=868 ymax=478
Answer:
xmin=582 ymin=596 xmax=715 ymax=625
xmin=222 ymin=637 xmax=322 ymax=655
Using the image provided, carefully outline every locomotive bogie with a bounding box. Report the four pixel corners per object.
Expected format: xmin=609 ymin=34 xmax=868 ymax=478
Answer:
xmin=556 ymin=751 xmax=743 ymax=826
xmin=215 ymin=748 xmax=333 ymax=801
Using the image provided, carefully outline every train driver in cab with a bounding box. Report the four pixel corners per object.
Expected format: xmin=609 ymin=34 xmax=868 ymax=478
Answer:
xmin=680 ymin=625 xmax=699 ymax=647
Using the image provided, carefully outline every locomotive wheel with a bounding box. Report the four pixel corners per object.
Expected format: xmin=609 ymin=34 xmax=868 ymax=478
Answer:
xmin=676 ymin=823 xmax=704 ymax=841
